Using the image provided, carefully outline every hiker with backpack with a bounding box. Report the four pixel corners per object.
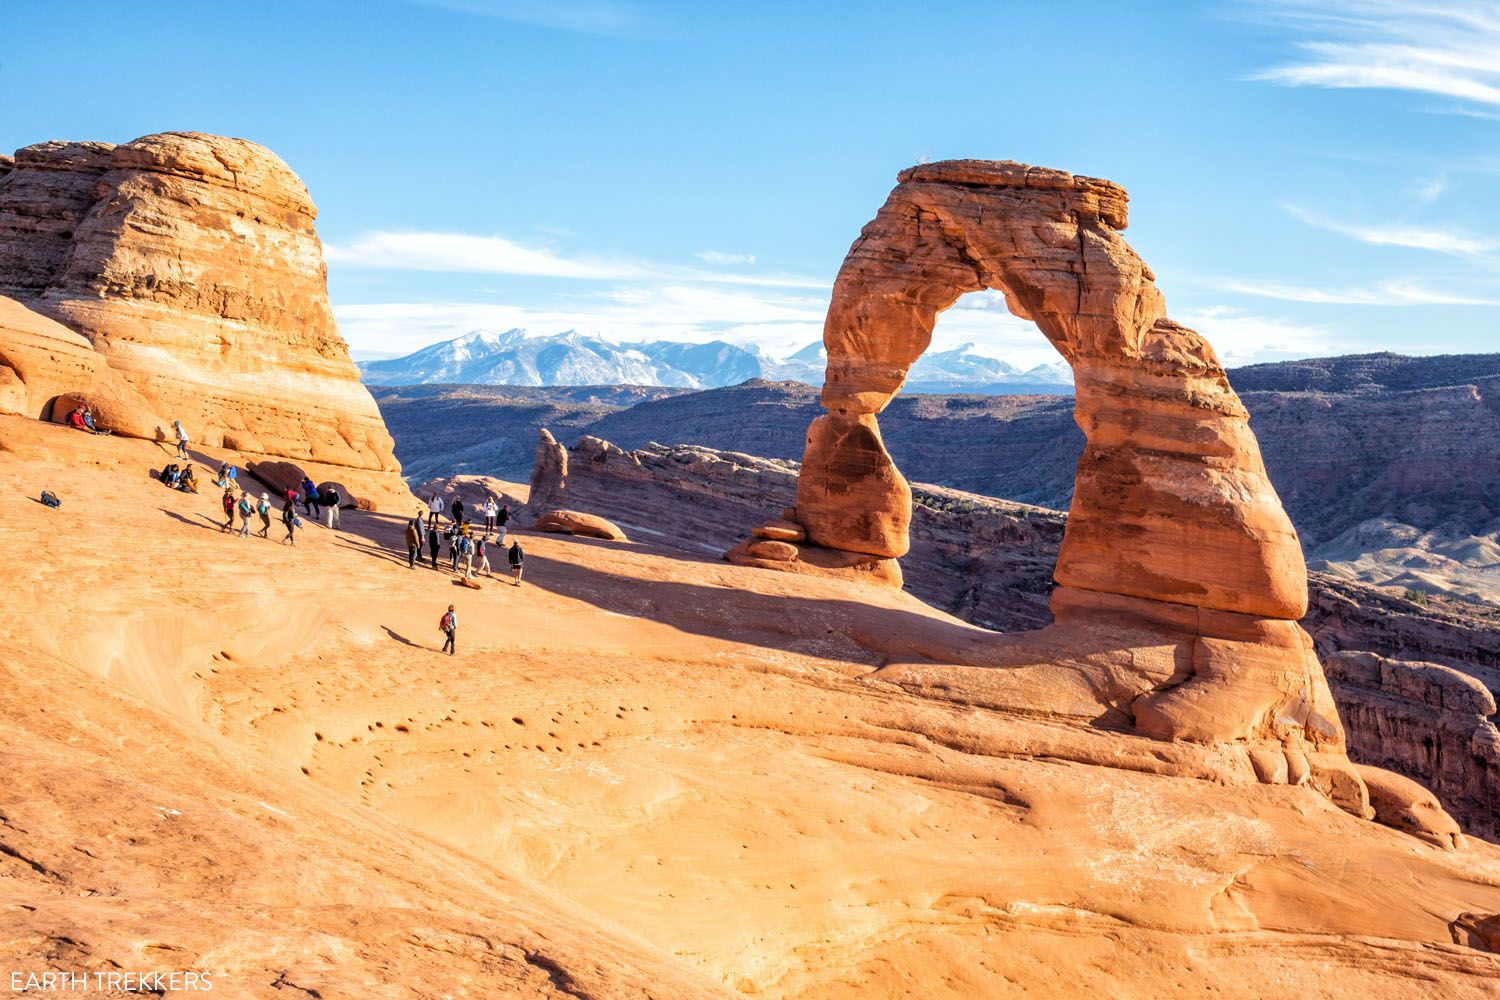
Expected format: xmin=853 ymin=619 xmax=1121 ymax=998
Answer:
xmin=439 ymin=605 xmax=457 ymax=656
xmin=404 ymin=517 xmax=423 ymax=569
xmin=179 ymin=464 xmax=198 ymax=493
xmin=172 ymin=420 xmax=190 ymax=461
xmin=236 ymin=492 xmax=254 ymax=538
xmin=456 ymin=531 xmax=475 ymax=579
xmin=322 ymin=486 xmax=341 ymax=530
xmin=220 ymin=487 xmax=236 ymax=532
xmin=281 ymin=498 xmax=299 ymax=545
xmin=426 ymin=521 xmax=441 ymax=569
xmin=256 ymin=493 xmax=272 ymax=538
xmin=475 ymin=533 xmax=492 ymax=577
xmin=508 ymin=539 xmax=524 ymax=586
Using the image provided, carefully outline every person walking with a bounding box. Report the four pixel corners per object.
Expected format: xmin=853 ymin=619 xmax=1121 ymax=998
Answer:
xmin=508 ymin=539 xmax=524 ymax=587
xmin=457 ymin=532 xmax=476 ymax=579
xmin=440 ymin=605 xmax=457 ymax=656
xmin=448 ymin=523 xmax=462 ymax=572
xmin=172 ymin=420 xmax=190 ymax=461
xmin=236 ymin=492 xmax=254 ymax=538
xmin=220 ymin=487 xmax=236 ymax=533
xmin=426 ymin=521 xmax=441 ymax=569
xmin=282 ymin=498 xmax=299 ymax=545
xmin=300 ymin=476 xmax=320 ymax=520
xmin=322 ymin=486 xmax=341 ymax=530
xmin=483 ymin=497 xmax=498 ymax=532
xmin=256 ymin=493 xmax=272 ymax=538
xmin=497 ymin=504 xmax=510 ymax=530
xmin=404 ymin=517 xmax=423 ymax=569
xmin=427 ymin=494 xmax=444 ymax=529
xmin=475 ymin=533 xmax=492 ymax=577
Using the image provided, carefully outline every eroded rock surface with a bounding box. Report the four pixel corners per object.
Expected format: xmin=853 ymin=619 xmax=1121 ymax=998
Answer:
xmin=0 ymin=132 xmax=407 ymax=507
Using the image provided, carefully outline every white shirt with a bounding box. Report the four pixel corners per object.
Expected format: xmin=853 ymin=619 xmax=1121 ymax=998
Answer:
xmin=175 ymin=424 xmax=189 ymax=442
xmin=429 ymin=497 xmax=444 ymax=512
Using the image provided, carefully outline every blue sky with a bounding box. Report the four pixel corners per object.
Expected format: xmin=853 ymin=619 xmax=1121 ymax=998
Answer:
xmin=5 ymin=0 xmax=1499 ymax=366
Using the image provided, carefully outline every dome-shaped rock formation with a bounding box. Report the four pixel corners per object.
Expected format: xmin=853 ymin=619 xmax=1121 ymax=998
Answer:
xmin=0 ymin=131 xmax=407 ymax=507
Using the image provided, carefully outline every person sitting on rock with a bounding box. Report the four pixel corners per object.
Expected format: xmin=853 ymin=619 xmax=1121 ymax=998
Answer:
xmin=508 ymin=539 xmax=524 ymax=587
xmin=66 ymin=406 xmax=89 ymax=432
xmin=82 ymin=405 xmax=109 ymax=435
xmin=178 ymin=464 xmax=198 ymax=493
xmin=161 ymin=463 xmax=180 ymax=487
xmin=322 ymin=486 xmax=341 ymax=530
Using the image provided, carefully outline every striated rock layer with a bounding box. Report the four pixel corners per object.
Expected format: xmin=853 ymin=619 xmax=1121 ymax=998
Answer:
xmin=0 ymin=131 xmax=407 ymax=506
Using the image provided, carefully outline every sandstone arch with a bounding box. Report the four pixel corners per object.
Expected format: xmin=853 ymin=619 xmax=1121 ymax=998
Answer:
xmin=731 ymin=161 xmax=1402 ymax=821
xmin=797 ymin=159 xmax=1305 ymax=621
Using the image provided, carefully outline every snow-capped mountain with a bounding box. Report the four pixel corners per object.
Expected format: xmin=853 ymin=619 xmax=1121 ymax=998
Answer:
xmin=358 ymin=330 xmax=1073 ymax=394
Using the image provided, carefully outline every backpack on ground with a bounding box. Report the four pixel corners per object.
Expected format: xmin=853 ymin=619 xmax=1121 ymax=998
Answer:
xmin=40 ymin=490 xmax=61 ymax=509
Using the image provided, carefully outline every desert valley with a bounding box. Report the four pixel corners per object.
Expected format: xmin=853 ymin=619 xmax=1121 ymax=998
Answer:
xmin=1 ymin=123 xmax=1499 ymax=1000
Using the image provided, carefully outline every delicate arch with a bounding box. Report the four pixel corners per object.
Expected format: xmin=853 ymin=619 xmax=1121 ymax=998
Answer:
xmin=795 ymin=160 xmax=1306 ymax=621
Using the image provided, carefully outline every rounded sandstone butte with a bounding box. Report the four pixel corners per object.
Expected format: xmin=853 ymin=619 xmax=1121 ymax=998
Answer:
xmin=0 ymin=131 xmax=405 ymax=494
xmin=795 ymin=158 xmax=1306 ymax=621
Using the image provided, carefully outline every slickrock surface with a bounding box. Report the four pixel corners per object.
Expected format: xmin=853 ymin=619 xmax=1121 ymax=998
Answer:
xmin=4 ymin=421 xmax=1500 ymax=997
xmin=0 ymin=132 xmax=408 ymax=508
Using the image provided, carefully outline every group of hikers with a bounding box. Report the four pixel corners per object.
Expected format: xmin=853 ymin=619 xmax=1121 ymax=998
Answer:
xmin=408 ymin=493 xmax=525 ymax=588
xmin=157 ymin=419 xmax=525 ymax=658
xmin=63 ymin=403 xmax=111 ymax=436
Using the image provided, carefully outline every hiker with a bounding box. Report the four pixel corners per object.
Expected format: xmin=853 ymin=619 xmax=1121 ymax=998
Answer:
xmin=475 ymin=532 xmax=492 ymax=577
xmin=483 ymin=497 xmax=498 ymax=531
xmin=427 ymin=494 xmax=444 ymax=529
xmin=440 ymin=604 xmax=457 ymax=656
xmin=322 ymin=486 xmax=341 ymax=530
xmin=457 ymin=531 xmax=475 ymax=579
xmin=66 ymin=406 xmax=89 ymax=432
xmin=220 ymin=487 xmax=236 ymax=532
xmin=236 ymin=492 xmax=254 ymax=538
xmin=256 ymin=493 xmax=272 ymax=538
xmin=216 ymin=462 xmax=237 ymax=489
xmin=283 ymin=486 xmax=299 ymax=508
xmin=497 ymin=504 xmax=510 ymax=529
xmin=508 ymin=539 xmax=524 ymax=586
xmin=160 ymin=463 xmax=180 ymax=487
xmin=172 ymin=420 xmax=190 ymax=461
xmin=447 ymin=522 xmax=461 ymax=572
xmin=178 ymin=464 xmax=198 ymax=493
xmin=300 ymin=476 xmax=320 ymax=519
xmin=426 ymin=522 xmax=441 ymax=569
xmin=451 ymin=497 xmax=466 ymax=527
xmin=281 ymin=498 xmax=298 ymax=545
xmin=404 ymin=517 xmax=423 ymax=569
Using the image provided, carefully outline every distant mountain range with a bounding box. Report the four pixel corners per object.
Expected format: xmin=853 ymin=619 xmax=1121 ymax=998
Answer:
xmin=357 ymin=328 xmax=1074 ymax=394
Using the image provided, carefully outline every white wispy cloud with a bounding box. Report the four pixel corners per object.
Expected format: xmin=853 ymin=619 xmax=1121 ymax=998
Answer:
xmin=1415 ymin=172 xmax=1448 ymax=203
xmin=1249 ymin=1 xmax=1500 ymax=107
xmin=1176 ymin=305 xmax=1337 ymax=363
xmin=326 ymin=230 xmax=826 ymax=289
xmin=695 ymin=250 xmax=757 ymax=265
xmin=401 ymin=0 xmax=654 ymax=37
xmin=1216 ymin=276 xmax=1500 ymax=305
xmin=1283 ymin=204 xmax=1500 ymax=256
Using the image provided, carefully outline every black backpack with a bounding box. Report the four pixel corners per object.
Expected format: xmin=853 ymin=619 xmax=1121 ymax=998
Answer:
xmin=40 ymin=490 xmax=61 ymax=509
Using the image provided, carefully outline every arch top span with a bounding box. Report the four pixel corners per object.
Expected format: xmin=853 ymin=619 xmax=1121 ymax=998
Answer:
xmin=792 ymin=158 xmax=1307 ymax=623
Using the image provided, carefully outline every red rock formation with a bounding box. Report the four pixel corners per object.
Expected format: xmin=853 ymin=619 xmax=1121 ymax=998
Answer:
xmin=0 ymin=132 xmax=408 ymax=507
xmin=533 ymin=509 xmax=628 ymax=541
xmin=731 ymin=160 xmax=1421 ymax=829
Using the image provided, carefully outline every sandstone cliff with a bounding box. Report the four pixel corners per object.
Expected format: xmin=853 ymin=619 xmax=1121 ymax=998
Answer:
xmin=0 ymin=131 xmax=408 ymax=506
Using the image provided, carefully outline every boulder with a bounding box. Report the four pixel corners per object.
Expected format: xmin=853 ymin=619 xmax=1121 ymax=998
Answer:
xmin=752 ymin=520 xmax=806 ymax=542
xmin=317 ymin=481 xmax=364 ymax=510
xmin=1356 ymin=764 xmax=1466 ymax=850
xmin=532 ymin=509 xmax=627 ymax=541
xmin=746 ymin=539 xmax=799 ymax=561
xmin=247 ymin=460 xmax=310 ymax=498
